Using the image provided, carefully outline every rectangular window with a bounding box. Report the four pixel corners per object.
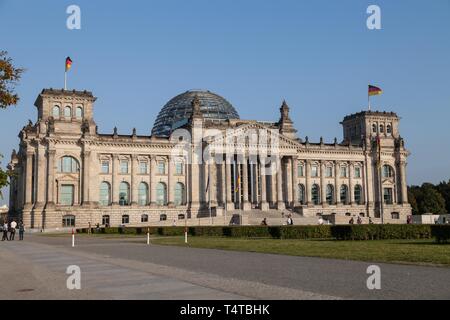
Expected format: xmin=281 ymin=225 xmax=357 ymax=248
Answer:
xmin=62 ymin=215 xmax=75 ymax=227
xmin=139 ymin=162 xmax=148 ymax=174
xmin=354 ymin=167 xmax=361 ymax=178
xmin=340 ymin=167 xmax=348 ymax=178
xmin=60 ymin=185 xmax=74 ymax=206
xmin=120 ymin=160 xmax=129 ymax=174
xmin=175 ymin=162 xmax=183 ymax=175
xmin=101 ymin=161 xmax=110 ymax=173
xmin=383 ymin=188 xmax=393 ymax=204
xmin=158 ymin=161 xmax=165 ymax=174
xmin=391 ymin=212 xmax=400 ymax=219
xmin=311 ymin=165 xmax=318 ymax=177
xmin=102 ymin=215 xmax=110 ymax=226
xmin=122 ymin=215 xmax=129 ymax=224
xmin=326 ymin=167 xmax=333 ymax=177
xmin=298 ymin=164 xmax=304 ymax=177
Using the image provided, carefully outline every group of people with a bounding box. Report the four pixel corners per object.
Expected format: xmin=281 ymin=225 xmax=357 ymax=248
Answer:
xmin=1 ymin=219 xmax=25 ymax=241
xmin=348 ymin=216 xmax=373 ymax=224
xmin=260 ymin=214 xmax=294 ymax=226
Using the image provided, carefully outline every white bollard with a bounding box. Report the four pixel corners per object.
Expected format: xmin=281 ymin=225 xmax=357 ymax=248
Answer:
xmin=147 ymin=232 xmax=150 ymax=245
xmin=72 ymin=229 xmax=75 ymax=247
xmin=185 ymin=231 xmax=188 ymax=244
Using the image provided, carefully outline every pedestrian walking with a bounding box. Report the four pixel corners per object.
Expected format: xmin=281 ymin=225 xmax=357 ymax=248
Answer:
xmin=2 ymin=221 xmax=8 ymax=241
xmin=9 ymin=220 xmax=17 ymax=240
xmin=349 ymin=217 xmax=354 ymax=225
xmin=19 ymin=221 xmax=25 ymax=241
xmin=261 ymin=218 xmax=268 ymax=226
xmin=357 ymin=216 xmax=362 ymax=225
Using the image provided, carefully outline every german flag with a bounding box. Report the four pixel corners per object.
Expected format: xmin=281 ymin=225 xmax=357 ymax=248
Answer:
xmin=65 ymin=57 xmax=72 ymax=72
xmin=368 ymin=85 xmax=382 ymax=96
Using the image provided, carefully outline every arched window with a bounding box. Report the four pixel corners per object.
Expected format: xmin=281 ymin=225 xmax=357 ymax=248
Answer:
xmin=326 ymin=184 xmax=334 ymax=205
xmin=340 ymin=185 xmax=349 ymax=204
xmin=382 ymin=165 xmax=394 ymax=178
xmin=119 ymin=182 xmax=130 ymax=206
xmin=156 ymin=182 xmax=167 ymax=205
xmin=387 ymin=124 xmax=392 ymax=134
xmin=311 ymin=184 xmax=320 ymax=205
xmin=297 ymin=184 xmax=305 ymax=204
xmin=372 ymin=124 xmax=377 ymax=133
xmin=59 ymin=156 xmax=79 ymax=173
xmin=99 ymin=182 xmax=111 ymax=206
xmin=178 ymin=214 xmax=185 ymax=220
xmin=138 ymin=182 xmax=149 ymax=206
xmin=52 ymin=106 xmax=60 ymax=119
xmin=141 ymin=214 xmax=148 ymax=223
xmin=380 ymin=124 xmax=384 ymax=133
xmin=354 ymin=184 xmax=363 ymax=204
xmin=174 ymin=182 xmax=185 ymax=206
xmin=64 ymin=106 xmax=72 ymax=118
xmin=76 ymin=106 xmax=83 ymax=119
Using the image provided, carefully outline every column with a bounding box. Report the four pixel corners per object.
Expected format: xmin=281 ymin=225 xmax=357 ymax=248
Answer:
xmin=190 ymin=147 xmax=200 ymax=208
xmin=400 ymin=160 xmax=408 ymax=204
xmin=334 ymin=161 xmax=340 ymax=205
xmin=226 ymin=158 xmax=233 ymax=208
xmin=305 ymin=160 xmax=311 ymax=205
xmin=365 ymin=155 xmax=374 ymax=207
xmin=242 ymin=154 xmax=250 ymax=210
xmin=221 ymin=159 xmax=226 ymax=206
xmin=46 ymin=149 xmax=56 ymax=206
xmin=112 ymin=155 xmax=119 ymax=205
xmin=82 ymin=150 xmax=91 ymax=205
xmin=168 ymin=156 xmax=174 ymax=206
xmin=209 ymin=160 xmax=217 ymax=207
xmin=131 ymin=155 xmax=138 ymax=205
xmin=25 ymin=150 xmax=34 ymax=206
xmin=286 ymin=158 xmax=293 ymax=206
xmin=276 ymin=157 xmax=285 ymax=210
xmin=35 ymin=144 xmax=46 ymax=207
xmin=150 ymin=156 xmax=157 ymax=206
xmin=349 ymin=162 xmax=355 ymax=204
xmin=260 ymin=162 xmax=268 ymax=210
xmin=292 ymin=158 xmax=298 ymax=206
xmin=320 ymin=161 xmax=326 ymax=206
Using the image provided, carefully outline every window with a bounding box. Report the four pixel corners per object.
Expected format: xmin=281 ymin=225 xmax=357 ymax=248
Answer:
xmin=102 ymin=215 xmax=110 ymax=226
xmin=340 ymin=166 xmax=348 ymax=178
xmin=138 ymin=182 xmax=149 ymax=206
xmin=359 ymin=212 xmax=365 ymax=217
xmin=311 ymin=184 xmax=320 ymax=205
xmin=156 ymin=182 xmax=167 ymax=205
xmin=157 ymin=161 xmax=166 ymax=174
xmin=387 ymin=124 xmax=392 ymax=134
xmin=326 ymin=166 xmax=333 ymax=177
xmin=62 ymin=215 xmax=75 ymax=227
xmin=59 ymin=156 xmax=79 ymax=173
xmin=60 ymin=185 xmax=74 ymax=206
xmin=119 ymin=182 xmax=130 ymax=206
xmin=372 ymin=124 xmax=377 ymax=133
xmin=340 ymin=185 xmax=348 ymax=204
xmin=52 ymin=106 xmax=60 ymax=119
xmin=298 ymin=184 xmax=305 ymax=205
xmin=178 ymin=214 xmax=185 ymax=220
xmin=326 ymin=184 xmax=334 ymax=205
xmin=354 ymin=184 xmax=362 ymax=204
xmin=354 ymin=167 xmax=361 ymax=178
xmin=101 ymin=161 xmax=110 ymax=173
xmin=391 ymin=212 xmax=400 ymax=219
xmin=382 ymin=165 xmax=394 ymax=178
xmin=380 ymin=124 xmax=384 ymax=133
xmin=175 ymin=161 xmax=183 ymax=175
xmin=76 ymin=106 xmax=83 ymax=119
xmin=297 ymin=164 xmax=304 ymax=177
xmin=99 ymin=182 xmax=111 ymax=206
xmin=311 ymin=165 xmax=318 ymax=177
xmin=383 ymin=188 xmax=393 ymax=204
xmin=160 ymin=214 xmax=167 ymax=221
xmin=174 ymin=182 xmax=185 ymax=206
xmin=141 ymin=214 xmax=148 ymax=223
xmin=345 ymin=212 xmax=351 ymax=216
xmin=120 ymin=160 xmax=129 ymax=174
xmin=139 ymin=162 xmax=148 ymax=174
xmin=64 ymin=106 xmax=72 ymax=118
xmin=122 ymin=215 xmax=129 ymax=224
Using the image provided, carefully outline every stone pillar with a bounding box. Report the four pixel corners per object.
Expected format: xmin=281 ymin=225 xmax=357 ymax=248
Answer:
xmin=365 ymin=155 xmax=374 ymax=207
xmin=226 ymin=159 xmax=233 ymax=208
xmin=349 ymin=162 xmax=355 ymax=204
xmin=150 ymin=156 xmax=157 ymax=206
xmin=46 ymin=149 xmax=56 ymax=207
xmin=25 ymin=150 xmax=34 ymax=207
xmin=320 ymin=161 xmax=326 ymax=206
xmin=82 ymin=150 xmax=91 ymax=205
xmin=305 ymin=160 xmax=311 ymax=205
xmin=112 ymin=155 xmax=119 ymax=205
xmin=260 ymin=162 xmax=268 ymax=210
xmin=190 ymin=148 xmax=201 ymax=208
xmin=168 ymin=156 xmax=174 ymax=206
xmin=209 ymin=159 xmax=217 ymax=207
xmin=286 ymin=158 xmax=293 ymax=206
xmin=131 ymin=155 xmax=138 ymax=205
xmin=334 ymin=161 xmax=340 ymax=205
xmin=221 ymin=160 xmax=226 ymax=206
xmin=276 ymin=157 xmax=285 ymax=210
xmin=400 ymin=160 xmax=408 ymax=204
xmin=35 ymin=144 xmax=47 ymax=208
xmin=292 ymin=158 xmax=298 ymax=206
xmin=242 ymin=155 xmax=250 ymax=210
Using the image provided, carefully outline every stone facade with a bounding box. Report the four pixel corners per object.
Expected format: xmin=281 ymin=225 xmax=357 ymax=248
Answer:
xmin=7 ymin=88 xmax=411 ymax=229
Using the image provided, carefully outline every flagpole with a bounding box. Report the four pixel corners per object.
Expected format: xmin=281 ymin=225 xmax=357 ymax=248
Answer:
xmin=64 ymin=71 xmax=67 ymax=90
xmin=368 ymin=85 xmax=371 ymax=111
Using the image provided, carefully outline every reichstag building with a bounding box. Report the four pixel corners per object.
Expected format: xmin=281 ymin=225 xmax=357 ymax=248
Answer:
xmin=7 ymin=88 xmax=411 ymax=229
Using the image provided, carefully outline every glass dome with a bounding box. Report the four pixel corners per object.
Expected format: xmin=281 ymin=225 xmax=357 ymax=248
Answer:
xmin=151 ymin=90 xmax=240 ymax=137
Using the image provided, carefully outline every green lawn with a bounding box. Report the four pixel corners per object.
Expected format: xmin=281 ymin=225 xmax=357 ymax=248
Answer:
xmin=151 ymin=236 xmax=450 ymax=267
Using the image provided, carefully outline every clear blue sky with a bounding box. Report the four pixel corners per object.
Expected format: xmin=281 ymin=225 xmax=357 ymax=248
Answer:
xmin=1 ymin=0 xmax=449 ymax=205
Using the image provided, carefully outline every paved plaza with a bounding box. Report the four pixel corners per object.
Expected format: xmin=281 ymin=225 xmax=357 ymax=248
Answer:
xmin=1 ymin=234 xmax=449 ymax=300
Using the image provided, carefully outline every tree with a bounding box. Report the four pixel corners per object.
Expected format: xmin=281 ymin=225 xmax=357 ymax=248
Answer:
xmin=436 ymin=180 xmax=450 ymax=213
xmin=0 ymin=51 xmax=24 ymax=109
xmin=418 ymin=183 xmax=446 ymax=214
xmin=407 ymin=187 xmax=419 ymax=215
xmin=0 ymin=51 xmax=24 ymax=198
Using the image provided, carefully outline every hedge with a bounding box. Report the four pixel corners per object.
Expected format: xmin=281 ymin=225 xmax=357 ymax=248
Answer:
xmin=76 ymin=224 xmax=450 ymax=242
